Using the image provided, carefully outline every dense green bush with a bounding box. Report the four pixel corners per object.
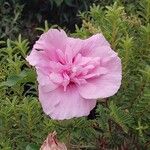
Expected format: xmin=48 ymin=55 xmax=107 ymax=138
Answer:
xmin=0 ymin=0 xmax=150 ymax=150
xmin=0 ymin=0 xmax=141 ymax=40
xmin=0 ymin=0 xmax=98 ymax=40
xmin=0 ymin=1 xmax=23 ymax=39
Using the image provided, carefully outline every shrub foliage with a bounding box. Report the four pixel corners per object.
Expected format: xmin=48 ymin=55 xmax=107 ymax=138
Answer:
xmin=0 ymin=0 xmax=150 ymax=149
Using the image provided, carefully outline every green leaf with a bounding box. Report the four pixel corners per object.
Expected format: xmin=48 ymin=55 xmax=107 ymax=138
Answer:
xmin=53 ymin=0 xmax=63 ymax=7
xmin=0 ymin=69 xmax=36 ymax=87
xmin=0 ymin=75 xmax=22 ymax=87
xmin=64 ymin=0 xmax=74 ymax=7
xmin=26 ymin=144 xmax=39 ymax=150
xmin=109 ymin=101 xmax=134 ymax=133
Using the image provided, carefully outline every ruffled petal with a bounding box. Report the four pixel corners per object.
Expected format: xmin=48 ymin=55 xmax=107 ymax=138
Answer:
xmin=81 ymin=34 xmax=110 ymax=56
xmin=39 ymin=85 xmax=96 ymax=120
xmin=88 ymin=46 xmax=117 ymax=58
xmin=26 ymin=49 xmax=50 ymax=67
xmin=37 ymin=69 xmax=59 ymax=92
xmin=78 ymin=56 xmax=122 ymax=99
xmin=38 ymin=29 xmax=67 ymax=52
xmin=26 ymin=29 xmax=67 ymax=65
xmin=65 ymin=38 xmax=83 ymax=63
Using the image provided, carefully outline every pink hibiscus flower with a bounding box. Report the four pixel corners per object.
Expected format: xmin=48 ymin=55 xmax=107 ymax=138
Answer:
xmin=26 ymin=29 xmax=122 ymax=120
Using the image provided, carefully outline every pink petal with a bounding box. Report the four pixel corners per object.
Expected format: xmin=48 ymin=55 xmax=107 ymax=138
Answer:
xmin=81 ymin=34 xmax=110 ymax=56
xmin=84 ymin=67 xmax=108 ymax=79
xmin=39 ymin=86 xmax=60 ymax=115
xmin=88 ymin=46 xmax=117 ymax=58
xmin=37 ymin=69 xmax=59 ymax=92
xmin=26 ymin=29 xmax=67 ymax=66
xmin=65 ymin=38 xmax=83 ymax=63
xmin=78 ymin=56 xmax=122 ymax=99
xmin=39 ymin=85 xmax=96 ymax=120
xmin=39 ymin=29 xmax=67 ymax=52
xmin=49 ymin=72 xmax=63 ymax=84
xmin=26 ymin=49 xmax=50 ymax=67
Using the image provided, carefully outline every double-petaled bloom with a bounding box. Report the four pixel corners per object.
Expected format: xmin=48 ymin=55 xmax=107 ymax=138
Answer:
xmin=26 ymin=29 xmax=122 ymax=120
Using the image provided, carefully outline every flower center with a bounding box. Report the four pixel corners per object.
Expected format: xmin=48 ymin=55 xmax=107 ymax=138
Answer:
xmin=49 ymin=53 xmax=107 ymax=91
